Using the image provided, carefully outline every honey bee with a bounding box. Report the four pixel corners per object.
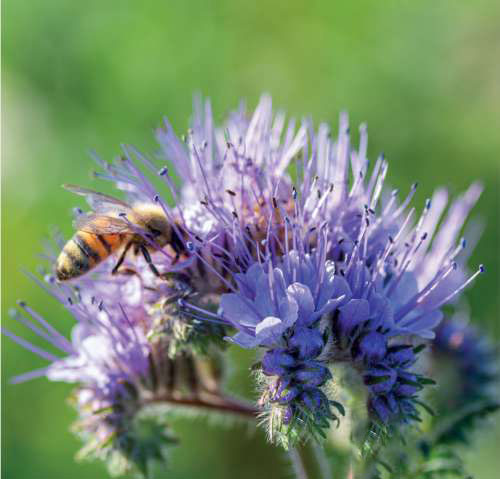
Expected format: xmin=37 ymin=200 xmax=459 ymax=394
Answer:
xmin=55 ymin=182 xmax=304 ymax=293
xmin=55 ymin=185 xmax=186 ymax=281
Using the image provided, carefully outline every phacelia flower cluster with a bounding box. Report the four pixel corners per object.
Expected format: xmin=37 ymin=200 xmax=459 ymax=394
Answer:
xmin=431 ymin=312 xmax=498 ymax=413
xmin=374 ymin=313 xmax=499 ymax=478
xmin=5 ymin=249 xmax=240 ymax=476
xmin=5 ymin=94 xmax=488 ymax=469
xmin=5 ymin=275 xmax=175 ymax=476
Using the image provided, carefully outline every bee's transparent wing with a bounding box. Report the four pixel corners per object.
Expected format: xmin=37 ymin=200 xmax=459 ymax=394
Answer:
xmin=63 ymin=184 xmax=132 ymax=214
xmin=73 ymin=214 xmax=133 ymax=234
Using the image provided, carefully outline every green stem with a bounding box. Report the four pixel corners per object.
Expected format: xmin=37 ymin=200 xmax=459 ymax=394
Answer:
xmin=289 ymin=442 xmax=330 ymax=479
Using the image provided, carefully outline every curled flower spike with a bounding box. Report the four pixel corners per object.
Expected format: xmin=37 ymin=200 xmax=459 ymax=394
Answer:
xmin=371 ymin=314 xmax=499 ymax=478
xmin=431 ymin=312 xmax=499 ymax=413
xmin=421 ymin=313 xmax=499 ymax=465
xmin=217 ymin=235 xmax=348 ymax=445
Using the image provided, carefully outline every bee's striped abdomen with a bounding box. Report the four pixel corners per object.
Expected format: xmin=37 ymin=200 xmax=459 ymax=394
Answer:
xmin=55 ymin=231 xmax=126 ymax=281
xmin=73 ymin=233 xmax=101 ymax=265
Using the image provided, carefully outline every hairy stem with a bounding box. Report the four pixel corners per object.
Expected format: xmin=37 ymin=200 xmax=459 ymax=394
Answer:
xmin=289 ymin=442 xmax=329 ymax=479
xmin=146 ymin=392 xmax=258 ymax=418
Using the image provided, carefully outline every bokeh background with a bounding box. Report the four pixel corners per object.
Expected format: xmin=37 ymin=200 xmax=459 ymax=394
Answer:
xmin=2 ymin=1 xmax=499 ymax=478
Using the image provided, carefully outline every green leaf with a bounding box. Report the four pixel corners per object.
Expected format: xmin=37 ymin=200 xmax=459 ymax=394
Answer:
xmin=412 ymin=399 xmax=436 ymax=417
xmin=365 ymin=374 xmax=391 ymax=385
xmin=413 ymin=344 xmax=427 ymax=354
xmin=330 ymin=400 xmax=346 ymax=416
xmin=417 ymin=376 xmax=437 ymax=386
xmin=435 ymin=401 xmax=500 ymax=446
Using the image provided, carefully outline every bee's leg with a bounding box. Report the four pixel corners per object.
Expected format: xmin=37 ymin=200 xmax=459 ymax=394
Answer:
xmin=139 ymin=245 xmax=162 ymax=278
xmin=117 ymin=267 xmax=139 ymax=276
xmin=113 ymin=264 xmax=157 ymax=291
xmin=170 ymin=242 xmax=183 ymax=265
xmin=171 ymin=252 xmax=181 ymax=265
xmin=112 ymin=242 xmax=133 ymax=275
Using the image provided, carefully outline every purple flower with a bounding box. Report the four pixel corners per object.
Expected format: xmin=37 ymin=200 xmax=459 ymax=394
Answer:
xmin=159 ymin=95 xmax=485 ymax=435
xmin=354 ymin=332 xmax=387 ymax=362
xmin=216 ymin=242 xmax=347 ymax=442
xmin=432 ymin=312 xmax=498 ymax=407
xmin=297 ymin=119 xmax=484 ymax=341
xmin=5 ymin=94 xmax=488 ymax=453
xmin=80 ymin=96 xmax=483 ymax=344
xmin=261 ymin=349 xmax=295 ymax=376
xmin=220 ymin=250 xmax=347 ymax=349
xmin=3 ymin=269 xmax=220 ymax=476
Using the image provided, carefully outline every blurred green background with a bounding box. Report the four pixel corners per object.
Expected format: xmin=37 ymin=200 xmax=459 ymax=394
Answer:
xmin=2 ymin=1 xmax=499 ymax=478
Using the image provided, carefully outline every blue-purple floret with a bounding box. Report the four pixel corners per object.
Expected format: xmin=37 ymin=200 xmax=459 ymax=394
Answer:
xmin=365 ymin=346 xmax=421 ymax=423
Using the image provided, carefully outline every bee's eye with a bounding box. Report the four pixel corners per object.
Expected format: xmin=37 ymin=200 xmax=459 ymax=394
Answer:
xmin=149 ymin=228 xmax=163 ymax=237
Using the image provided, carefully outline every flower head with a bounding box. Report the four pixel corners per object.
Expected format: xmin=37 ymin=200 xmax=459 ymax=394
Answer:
xmin=5 ymin=94 xmax=487 ymax=462
xmin=166 ymin=96 xmax=486 ymax=439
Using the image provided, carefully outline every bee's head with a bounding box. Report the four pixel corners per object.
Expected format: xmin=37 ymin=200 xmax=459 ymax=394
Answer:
xmin=132 ymin=204 xmax=172 ymax=247
xmin=144 ymin=215 xmax=172 ymax=247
